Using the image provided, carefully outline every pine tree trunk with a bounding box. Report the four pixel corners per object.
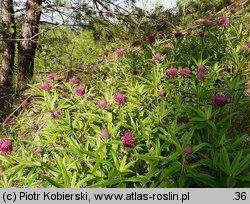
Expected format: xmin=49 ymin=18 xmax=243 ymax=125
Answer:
xmin=0 ymin=0 xmax=15 ymax=87
xmin=18 ymin=0 xmax=42 ymax=82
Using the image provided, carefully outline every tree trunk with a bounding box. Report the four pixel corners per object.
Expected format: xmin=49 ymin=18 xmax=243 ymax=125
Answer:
xmin=18 ymin=0 xmax=42 ymax=82
xmin=0 ymin=0 xmax=16 ymax=87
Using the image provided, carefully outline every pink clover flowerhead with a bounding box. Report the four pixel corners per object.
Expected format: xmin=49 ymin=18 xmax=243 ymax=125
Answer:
xmin=195 ymin=65 xmax=208 ymax=80
xmin=0 ymin=139 xmax=12 ymax=155
xmin=179 ymin=68 xmax=191 ymax=78
xmin=34 ymin=147 xmax=43 ymax=155
xmin=48 ymin=73 xmax=56 ymax=80
xmin=166 ymin=68 xmax=178 ymax=78
xmin=3 ymin=118 xmax=14 ymax=126
xmin=152 ymin=53 xmax=163 ymax=63
xmin=75 ymin=85 xmax=86 ymax=96
xmin=122 ymin=131 xmax=135 ymax=148
xmin=100 ymin=128 xmax=110 ymax=139
xmin=213 ymin=94 xmax=228 ymax=107
xmin=218 ymin=18 xmax=230 ymax=26
xmin=97 ymin=99 xmax=110 ymax=109
xmin=174 ymin=31 xmax=183 ymax=38
xmin=39 ymin=81 xmax=52 ymax=90
xmin=146 ymin=35 xmax=155 ymax=43
xmin=114 ymin=49 xmax=124 ymax=57
xmin=113 ymin=92 xmax=126 ymax=105
xmin=184 ymin=144 xmax=192 ymax=154
xmin=69 ymin=76 xmax=80 ymax=84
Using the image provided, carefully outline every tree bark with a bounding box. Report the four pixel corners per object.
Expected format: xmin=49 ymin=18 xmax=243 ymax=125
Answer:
xmin=0 ymin=0 xmax=16 ymax=87
xmin=18 ymin=0 xmax=42 ymax=82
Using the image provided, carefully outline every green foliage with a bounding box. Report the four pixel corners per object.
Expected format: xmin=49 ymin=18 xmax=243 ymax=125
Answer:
xmin=35 ymin=28 xmax=102 ymax=73
xmin=0 ymin=8 xmax=250 ymax=188
xmin=177 ymin=0 xmax=232 ymax=23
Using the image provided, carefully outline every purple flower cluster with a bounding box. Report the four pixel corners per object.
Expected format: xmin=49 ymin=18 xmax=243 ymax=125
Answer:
xmin=114 ymin=49 xmax=124 ymax=57
xmin=243 ymin=42 xmax=250 ymax=51
xmin=166 ymin=68 xmax=178 ymax=78
xmin=165 ymin=68 xmax=191 ymax=78
xmin=159 ymin=90 xmax=167 ymax=97
xmin=213 ymin=94 xmax=228 ymax=107
xmin=146 ymin=35 xmax=155 ymax=43
xmin=218 ymin=18 xmax=230 ymax=26
xmin=230 ymin=9 xmax=237 ymax=15
xmin=113 ymin=92 xmax=126 ymax=105
xmin=39 ymin=81 xmax=52 ymax=90
xmin=131 ymin=69 xmax=140 ymax=75
xmin=3 ymin=118 xmax=14 ymax=126
xmin=200 ymin=19 xmax=213 ymax=26
xmin=152 ymin=54 xmax=163 ymax=62
xmin=48 ymin=73 xmax=56 ymax=80
xmin=34 ymin=147 xmax=43 ymax=155
xmin=97 ymin=99 xmax=110 ymax=109
xmin=0 ymin=139 xmax=12 ymax=155
xmin=195 ymin=65 xmax=208 ymax=80
xmin=75 ymin=85 xmax=85 ymax=96
xmin=51 ymin=109 xmax=64 ymax=120
xmin=179 ymin=68 xmax=191 ymax=78
xmin=122 ymin=131 xmax=134 ymax=148
xmin=183 ymin=144 xmax=192 ymax=154
xmin=161 ymin=49 xmax=169 ymax=55
xmin=21 ymin=100 xmax=28 ymax=108
xmin=174 ymin=31 xmax=183 ymax=39
xmin=69 ymin=76 xmax=80 ymax=84
xmin=100 ymin=128 xmax=110 ymax=139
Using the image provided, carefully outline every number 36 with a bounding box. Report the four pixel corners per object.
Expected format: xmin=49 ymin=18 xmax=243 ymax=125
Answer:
xmin=234 ymin=192 xmax=246 ymax=200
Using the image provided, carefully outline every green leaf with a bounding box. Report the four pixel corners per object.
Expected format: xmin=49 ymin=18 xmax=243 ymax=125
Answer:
xmin=123 ymin=160 xmax=136 ymax=172
xmin=134 ymin=152 xmax=181 ymax=164
xmin=7 ymin=27 xmax=15 ymax=35
xmin=193 ymin=143 xmax=209 ymax=153
xmin=63 ymin=147 xmax=96 ymax=158
xmin=159 ymin=163 xmax=182 ymax=180
xmin=40 ymin=162 xmax=60 ymax=174
xmin=2 ymin=164 xmax=26 ymax=176
xmin=110 ymin=150 xmax=120 ymax=170
xmin=135 ymin=75 xmax=154 ymax=87
xmin=93 ymin=158 xmax=115 ymax=168
xmin=71 ymin=172 xmax=77 ymax=188
xmin=232 ymin=155 xmax=250 ymax=177
xmin=75 ymin=175 xmax=95 ymax=188
xmin=91 ymin=178 xmax=121 ymax=187
xmin=53 ymin=154 xmax=70 ymax=188
xmin=123 ymin=176 xmax=148 ymax=184
xmin=119 ymin=155 xmax=127 ymax=172
xmin=190 ymin=171 xmax=220 ymax=187
xmin=220 ymin=146 xmax=231 ymax=175
xmin=43 ymin=176 xmax=64 ymax=188
xmin=230 ymin=151 xmax=243 ymax=177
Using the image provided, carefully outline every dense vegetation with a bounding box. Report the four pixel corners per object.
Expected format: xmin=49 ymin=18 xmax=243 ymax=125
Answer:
xmin=0 ymin=0 xmax=249 ymax=187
